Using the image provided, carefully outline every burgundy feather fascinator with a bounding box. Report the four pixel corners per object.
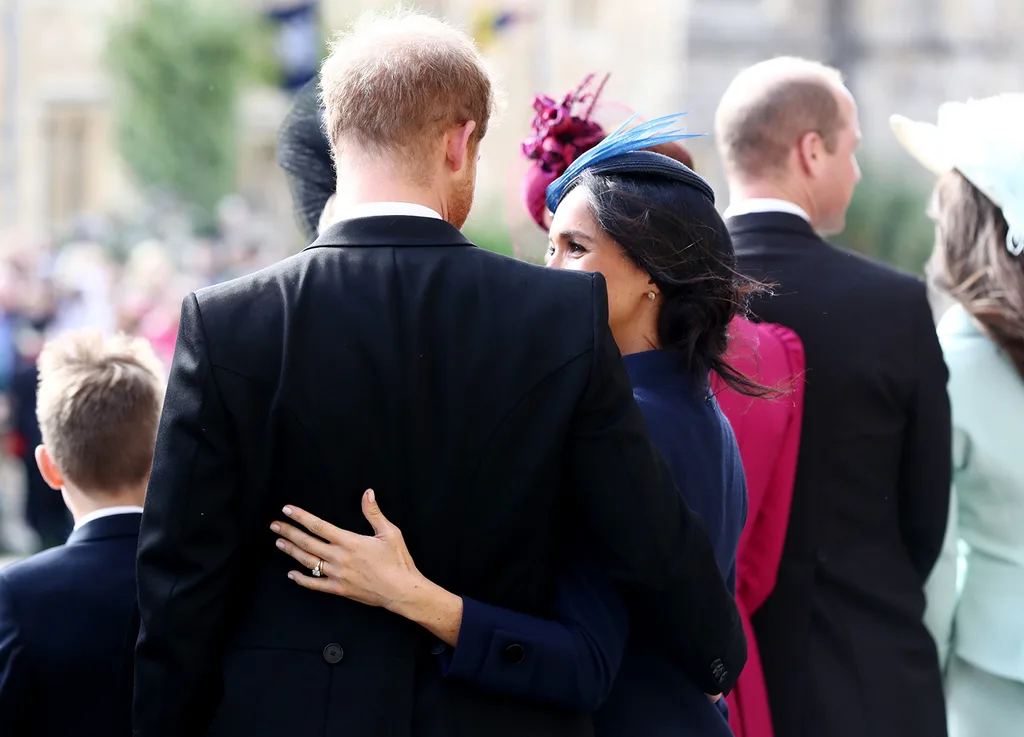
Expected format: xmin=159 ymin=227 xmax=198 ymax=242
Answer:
xmin=519 ymin=74 xmax=696 ymax=230
xmin=520 ymin=74 xmax=610 ymax=227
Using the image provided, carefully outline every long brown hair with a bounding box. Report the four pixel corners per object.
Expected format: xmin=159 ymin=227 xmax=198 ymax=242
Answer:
xmin=929 ymin=170 xmax=1024 ymax=379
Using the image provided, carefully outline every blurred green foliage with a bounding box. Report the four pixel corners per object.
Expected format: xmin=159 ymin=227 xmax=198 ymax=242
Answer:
xmin=464 ymin=224 xmax=515 ymax=257
xmin=105 ymin=0 xmax=258 ymax=233
xmin=834 ymin=162 xmax=936 ymax=275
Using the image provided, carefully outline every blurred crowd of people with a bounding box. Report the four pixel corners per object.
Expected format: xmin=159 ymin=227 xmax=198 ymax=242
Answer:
xmin=0 ymin=196 xmax=288 ymax=554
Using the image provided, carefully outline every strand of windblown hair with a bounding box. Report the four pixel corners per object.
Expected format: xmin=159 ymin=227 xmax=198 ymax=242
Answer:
xmin=546 ymin=112 xmax=702 ymax=211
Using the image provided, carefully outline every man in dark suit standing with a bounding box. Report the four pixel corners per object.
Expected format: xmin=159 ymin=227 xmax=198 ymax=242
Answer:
xmin=133 ymin=9 xmax=745 ymax=737
xmin=11 ymin=358 xmax=73 ymax=548
xmin=0 ymin=330 xmax=164 ymax=736
xmin=714 ymin=57 xmax=951 ymax=737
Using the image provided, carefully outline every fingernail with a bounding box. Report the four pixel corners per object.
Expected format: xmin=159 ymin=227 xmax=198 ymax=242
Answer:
xmin=270 ymin=523 xmax=280 ymax=533
xmin=276 ymin=540 xmax=285 ymax=550
xmin=287 ymin=572 xmax=296 ymax=581
xmin=282 ymin=506 xmax=293 ymax=516
xmin=366 ymin=489 xmax=375 ymax=503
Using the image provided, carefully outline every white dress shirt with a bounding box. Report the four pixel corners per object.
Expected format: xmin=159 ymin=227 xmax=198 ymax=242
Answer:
xmin=723 ymin=197 xmax=811 ymax=222
xmin=73 ymin=505 xmax=145 ymax=531
xmin=330 ymin=201 xmax=442 ymax=226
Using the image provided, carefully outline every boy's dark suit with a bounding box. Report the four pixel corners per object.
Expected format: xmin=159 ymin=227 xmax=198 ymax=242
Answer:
xmin=0 ymin=511 xmax=141 ymax=737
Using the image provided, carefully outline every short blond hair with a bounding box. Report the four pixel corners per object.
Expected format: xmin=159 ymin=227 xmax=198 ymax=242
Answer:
xmin=36 ymin=330 xmax=164 ymax=494
xmin=716 ymin=57 xmax=847 ymax=179
xmin=320 ymin=7 xmax=500 ymax=172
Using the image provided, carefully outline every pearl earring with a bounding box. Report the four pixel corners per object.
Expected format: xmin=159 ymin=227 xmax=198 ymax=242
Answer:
xmin=648 ymin=291 xmax=657 ymax=301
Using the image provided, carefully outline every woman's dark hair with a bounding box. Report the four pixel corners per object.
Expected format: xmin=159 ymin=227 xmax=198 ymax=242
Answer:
xmin=576 ymin=169 xmax=772 ymax=397
xmin=278 ymin=79 xmax=336 ymax=241
xmin=930 ymin=170 xmax=1024 ymax=380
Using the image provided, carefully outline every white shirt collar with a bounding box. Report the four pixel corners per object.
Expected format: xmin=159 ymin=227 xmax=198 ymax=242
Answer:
xmin=73 ymin=505 xmax=144 ymax=531
xmin=723 ymin=198 xmax=811 ymax=223
xmin=331 ymin=202 xmax=442 ymax=226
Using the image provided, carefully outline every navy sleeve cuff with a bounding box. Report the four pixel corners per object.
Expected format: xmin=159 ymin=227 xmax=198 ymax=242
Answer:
xmin=440 ymin=597 xmax=539 ymax=695
xmin=442 ymin=597 xmax=492 ymax=680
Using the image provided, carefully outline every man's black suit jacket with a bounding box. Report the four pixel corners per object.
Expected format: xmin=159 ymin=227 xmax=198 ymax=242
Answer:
xmin=134 ymin=215 xmax=746 ymax=737
xmin=730 ymin=212 xmax=951 ymax=737
xmin=11 ymin=362 xmax=73 ymax=545
xmin=0 ymin=512 xmax=140 ymax=737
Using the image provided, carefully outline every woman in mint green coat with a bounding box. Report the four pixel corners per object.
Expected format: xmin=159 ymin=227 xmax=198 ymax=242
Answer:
xmin=892 ymin=95 xmax=1024 ymax=737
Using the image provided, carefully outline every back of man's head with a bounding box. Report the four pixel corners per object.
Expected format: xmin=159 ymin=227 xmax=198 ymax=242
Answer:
xmin=715 ymin=57 xmax=846 ymax=181
xmin=320 ymin=8 xmax=498 ymax=174
xmin=36 ymin=330 xmax=164 ymax=497
xmin=715 ymin=57 xmax=860 ymax=234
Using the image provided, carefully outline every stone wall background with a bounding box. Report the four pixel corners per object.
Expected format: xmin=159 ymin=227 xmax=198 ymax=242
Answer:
xmin=0 ymin=0 xmax=1020 ymax=246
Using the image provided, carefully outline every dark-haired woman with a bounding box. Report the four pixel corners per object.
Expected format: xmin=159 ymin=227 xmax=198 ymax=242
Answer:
xmin=520 ymin=77 xmax=804 ymax=737
xmin=272 ymin=118 xmax=755 ymax=736
xmin=893 ymin=96 xmax=1024 ymax=737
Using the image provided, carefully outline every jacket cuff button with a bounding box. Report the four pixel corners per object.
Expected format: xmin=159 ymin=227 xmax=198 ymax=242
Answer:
xmin=502 ymin=644 xmax=526 ymax=664
xmin=711 ymin=658 xmax=727 ymax=683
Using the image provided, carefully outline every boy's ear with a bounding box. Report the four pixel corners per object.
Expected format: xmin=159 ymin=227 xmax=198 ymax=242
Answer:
xmin=35 ymin=445 xmax=65 ymax=491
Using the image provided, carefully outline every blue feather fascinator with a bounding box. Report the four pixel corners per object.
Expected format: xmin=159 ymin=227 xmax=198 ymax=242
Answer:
xmin=545 ymin=112 xmax=708 ymax=214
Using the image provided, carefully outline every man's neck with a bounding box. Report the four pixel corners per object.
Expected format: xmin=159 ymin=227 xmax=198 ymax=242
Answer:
xmin=727 ymin=180 xmax=814 ymax=222
xmin=333 ymin=161 xmax=447 ymax=222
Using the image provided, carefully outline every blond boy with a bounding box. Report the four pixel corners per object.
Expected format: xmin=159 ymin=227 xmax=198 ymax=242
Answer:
xmin=0 ymin=330 xmax=163 ymax=737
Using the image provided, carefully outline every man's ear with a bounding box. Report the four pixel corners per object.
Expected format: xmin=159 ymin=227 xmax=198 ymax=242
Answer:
xmin=35 ymin=445 xmax=64 ymax=491
xmin=446 ymin=120 xmax=478 ymax=174
xmin=796 ymin=130 xmax=825 ymax=178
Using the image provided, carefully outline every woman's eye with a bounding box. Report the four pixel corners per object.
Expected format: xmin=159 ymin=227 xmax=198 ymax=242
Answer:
xmin=568 ymin=240 xmax=586 ymax=254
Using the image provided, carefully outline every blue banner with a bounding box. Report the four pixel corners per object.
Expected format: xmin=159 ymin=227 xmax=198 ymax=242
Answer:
xmin=266 ymin=2 xmax=320 ymax=92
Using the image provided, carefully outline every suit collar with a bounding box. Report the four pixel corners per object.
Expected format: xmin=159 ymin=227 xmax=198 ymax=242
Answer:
xmin=304 ymin=215 xmax=474 ymax=251
xmin=329 ymin=202 xmax=442 ymax=223
xmin=723 ymin=198 xmax=810 ymax=222
xmin=73 ymin=504 xmax=143 ymax=532
xmin=67 ymin=511 xmax=142 ymax=545
xmin=726 ymin=211 xmax=819 ymax=241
